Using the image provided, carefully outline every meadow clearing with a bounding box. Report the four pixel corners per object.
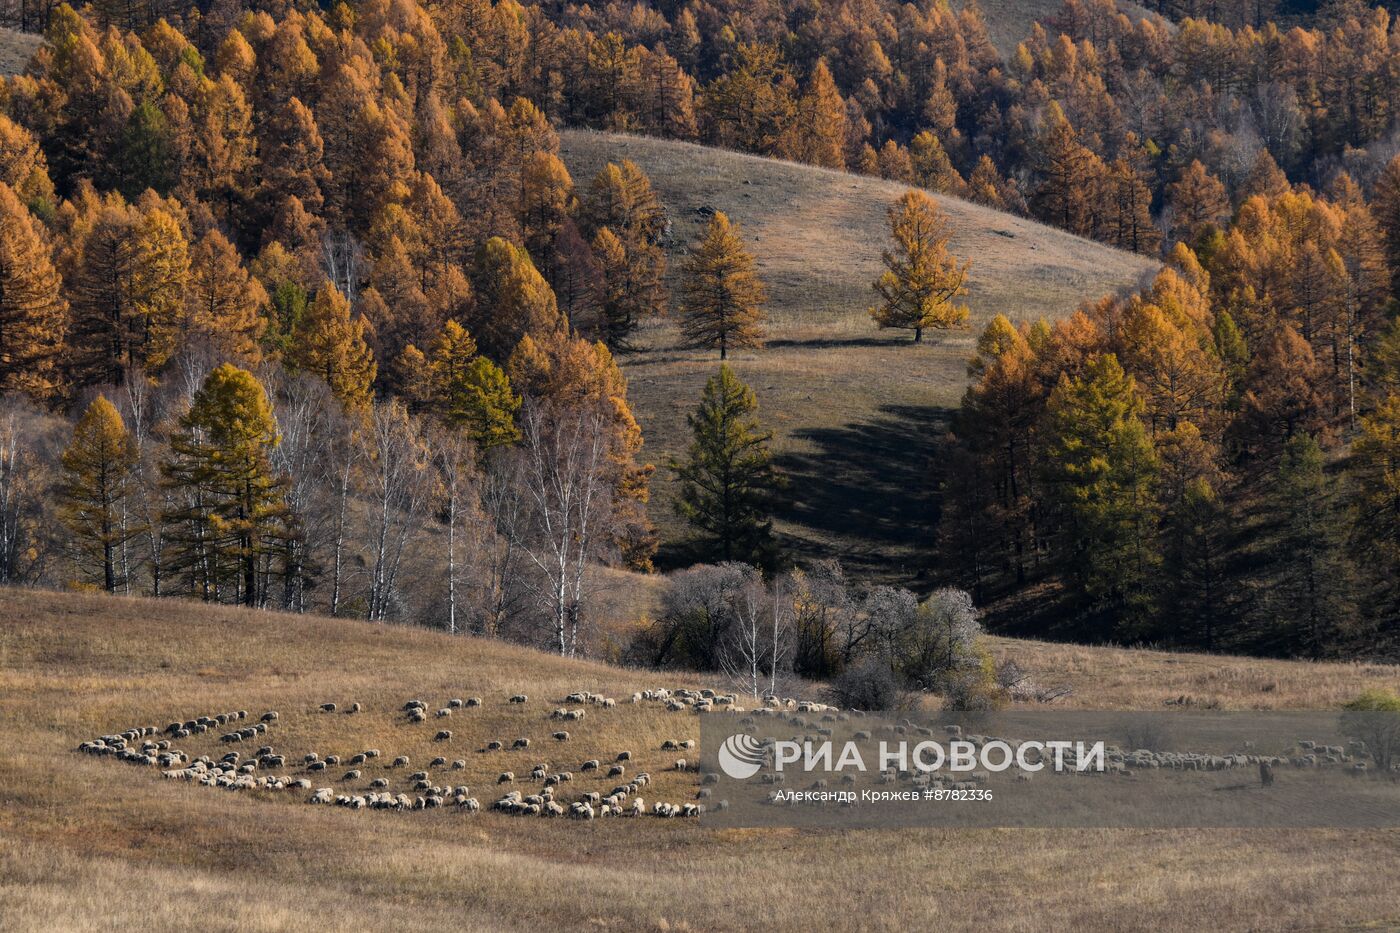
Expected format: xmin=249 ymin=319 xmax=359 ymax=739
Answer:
xmin=2 ymin=589 xmax=1398 ymax=932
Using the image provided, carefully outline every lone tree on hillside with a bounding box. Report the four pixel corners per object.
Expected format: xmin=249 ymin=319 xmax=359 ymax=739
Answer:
xmin=869 ymin=190 xmax=970 ymax=343
xmin=58 ymin=396 xmax=140 ymax=592
xmin=678 ymin=211 xmax=767 ymax=360
xmin=670 ymin=365 xmax=784 ymax=570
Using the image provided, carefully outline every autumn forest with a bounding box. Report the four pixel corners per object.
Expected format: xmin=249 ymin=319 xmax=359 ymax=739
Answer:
xmin=2 ymin=0 xmax=1400 ymax=663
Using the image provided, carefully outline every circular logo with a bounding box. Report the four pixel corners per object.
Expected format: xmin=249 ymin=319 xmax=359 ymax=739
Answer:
xmin=718 ymin=733 xmax=766 ymax=780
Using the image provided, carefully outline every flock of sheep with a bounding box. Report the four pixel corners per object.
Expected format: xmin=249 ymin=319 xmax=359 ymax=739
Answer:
xmin=75 ymin=686 xmax=828 ymax=821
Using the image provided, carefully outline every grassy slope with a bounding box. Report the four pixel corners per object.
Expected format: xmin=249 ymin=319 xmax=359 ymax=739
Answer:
xmin=955 ymin=0 xmax=1171 ymax=58
xmin=0 ymin=27 xmax=40 ymax=76
xmin=560 ymin=130 xmax=1159 ymax=579
xmin=2 ymin=590 xmax=1399 ymax=932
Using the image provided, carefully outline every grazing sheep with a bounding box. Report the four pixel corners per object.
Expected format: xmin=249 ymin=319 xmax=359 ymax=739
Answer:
xmin=661 ymin=740 xmax=679 ymax=751
xmin=409 ymin=710 xmax=427 ymax=723
xmin=509 ymin=695 xmax=528 ymax=704
xmin=452 ymin=760 xmax=466 ymax=770
xmin=552 ymin=731 xmax=570 ymax=741
xmin=411 ymin=771 xmax=429 ymax=781
xmin=581 ymin=759 xmax=600 ymax=772
xmin=347 ymin=702 xmax=360 ymax=714
xmin=673 ymin=759 xmax=687 ymax=771
xmin=349 ymin=754 xmax=366 ymax=765
xmin=436 ymin=708 xmax=451 ymax=718
xmin=512 ymin=738 xmax=530 ymax=749
xmin=391 ymin=756 xmax=410 ymax=768
xmin=608 ymin=764 xmax=625 ymax=777
xmin=343 ymin=770 xmax=361 ymax=781
xmin=430 ymin=757 xmax=447 ymax=768
xmin=370 ymin=778 xmax=388 ymax=788
xmin=459 ymin=798 xmax=480 ymax=812
xmin=364 ymin=749 xmax=381 ymax=759
xmin=448 ymin=698 xmax=464 ymax=708
xmin=435 ymin=730 xmax=453 ymax=742
xmin=498 ymin=771 xmax=515 ymax=784
xmin=320 ymin=703 xmax=336 ymax=713
xmin=308 ymin=761 xmax=326 ymax=772
xmin=629 ymin=798 xmax=644 ymax=816
xmin=309 ymin=788 xmax=333 ymax=804
xmin=485 ymin=741 xmax=503 ymax=751
xmin=260 ymin=712 xmax=278 ymax=723
xmin=404 ymin=700 xmax=426 ymax=711
xmin=531 ymin=766 xmax=548 ymax=780
xmin=325 ymin=755 xmax=340 ymax=765
xmin=466 ymin=698 xmax=482 ymax=707
xmin=616 ymin=751 xmax=632 ymax=761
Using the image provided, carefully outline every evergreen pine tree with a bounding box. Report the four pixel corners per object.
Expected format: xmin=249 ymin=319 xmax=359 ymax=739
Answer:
xmin=670 ymin=364 xmax=783 ymax=569
xmin=1267 ymin=432 xmax=1352 ymax=656
xmin=1041 ymin=353 xmax=1160 ymax=627
xmin=160 ymin=364 xmax=290 ymax=606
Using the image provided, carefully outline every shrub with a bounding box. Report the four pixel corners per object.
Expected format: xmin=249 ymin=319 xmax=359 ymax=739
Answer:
xmin=1341 ymin=690 xmax=1400 ymax=774
xmin=939 ymin=646 xmax=1006 ymax=712
xmin=825 ymin=658 xmax=901 ymax=711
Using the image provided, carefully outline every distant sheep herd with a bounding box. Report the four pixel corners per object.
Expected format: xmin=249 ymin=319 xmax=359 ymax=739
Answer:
xmin=74 ymin=686 xmax=810 ymax=822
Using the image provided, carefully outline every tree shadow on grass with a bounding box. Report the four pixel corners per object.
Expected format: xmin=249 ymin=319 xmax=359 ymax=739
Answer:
xmin=773 ymin=403 xmax=952 ymax=586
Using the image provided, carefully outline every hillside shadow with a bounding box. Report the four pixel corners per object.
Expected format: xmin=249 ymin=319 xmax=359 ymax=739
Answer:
xmin=765 ymin=335 xmax=912 ymax=350
xmin=773 ymin=403 xmax=952 ymax=585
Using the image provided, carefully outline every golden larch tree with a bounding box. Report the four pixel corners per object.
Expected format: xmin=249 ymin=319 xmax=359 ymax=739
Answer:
xmin=678 ymin=211 xmax=767 ymax=360
xmin=289 ymin=281 xmax=376 ymax=412
xmin=0 ymin=182 xmax=67 ymax=399
xmin=58 ymin=395 xmax=140 ymax=592
xmin=869 ymin=189 xmax=970 ymax=343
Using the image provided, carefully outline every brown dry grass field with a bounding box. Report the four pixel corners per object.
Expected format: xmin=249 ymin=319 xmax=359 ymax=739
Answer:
xmin=3 ymin=589 xmax=1400 ymax=932
xmin=952 ymin=0 xmax=1170 ymax=58
xmin=0 ymin=26 xmax=40 ymax=76
xmin=560 ymin=130 xmax=1159 ymax=578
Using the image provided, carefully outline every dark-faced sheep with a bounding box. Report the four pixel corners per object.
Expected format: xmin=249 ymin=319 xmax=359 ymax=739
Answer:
xmin=435 ymin=730 xmax=453 ymax=742
xmin=343 ymin=769 xmax=361 ymax=781
xmin=498 ymin=771 xmax=514 ymax=784
xmin=552 ymin=731 xmax=570 ymax=741
xmin=509 ymin=695 xmax=528 ymax=704
xmin=347 ymin=702 xmax=361 ymax=714
xmin=513 ymin=738 xmax=530 ymax=749
xmin=391 ymin=756 xmax=410 ymax=768
xmin=452 ymin=759 xmax=466 ymax=770
xmin=608 ymin=764 xmax=626 ymax=777
xmin=320 ymin=703 xmax=336 ymax=713
xmin=581 ymin=759 xmax=600 ymax=771
xmin=430 ymin=757 xmax=446 ymax=768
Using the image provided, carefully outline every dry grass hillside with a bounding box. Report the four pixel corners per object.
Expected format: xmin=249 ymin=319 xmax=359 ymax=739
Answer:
xmin=3 ymin=590 xmax=1400 ymax=931
xmin=0 ymin=26 xmax=40 ymax=75
xmin=953 ymin=0 xmax=1171 ymax=58
xmin=560 ymin=131 xmax=1159 ymax=577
